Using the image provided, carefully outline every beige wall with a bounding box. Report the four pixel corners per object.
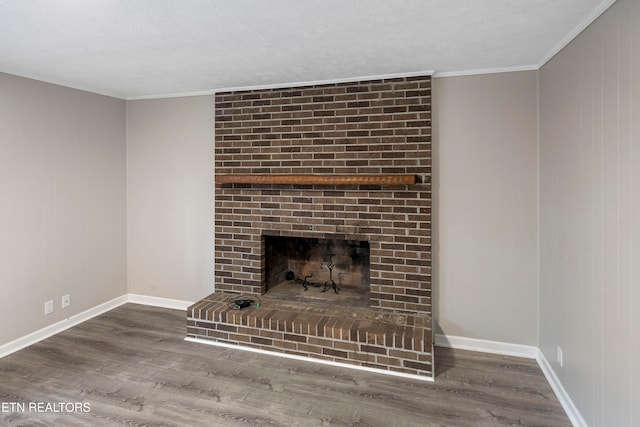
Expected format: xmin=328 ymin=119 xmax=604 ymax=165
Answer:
xmin=433 ymin=71 xmax=539 ymax=345
xmin=539 ymin=0 xmax=639 ymax=425
xmin=0 ymin=72 xmax=127 ymax=345
xmin=126 ymin=96 xmax=215 ymax=302
xmin=123 ymin=74 xmax=541 ymax=347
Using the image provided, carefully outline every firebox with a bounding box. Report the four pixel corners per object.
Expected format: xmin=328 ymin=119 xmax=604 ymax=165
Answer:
xmin=264 ymin=235 xmax=370 ymax=307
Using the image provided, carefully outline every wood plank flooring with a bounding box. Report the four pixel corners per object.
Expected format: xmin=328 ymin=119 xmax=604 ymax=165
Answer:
xmin=0 ymin=304 xmax=570 ymax=426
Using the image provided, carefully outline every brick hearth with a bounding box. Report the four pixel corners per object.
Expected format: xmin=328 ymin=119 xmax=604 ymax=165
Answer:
xmin=187 ymin=293 xmax=432 ymax=377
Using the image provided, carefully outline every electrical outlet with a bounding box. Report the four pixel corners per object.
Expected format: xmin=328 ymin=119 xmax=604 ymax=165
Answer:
xmin=557 ymin=345 xmax=564 ymax=368
xmin=62 ymin=294 xmax=70 ymax=308
xmin=44 ymin=300 xmax=54 ymax=315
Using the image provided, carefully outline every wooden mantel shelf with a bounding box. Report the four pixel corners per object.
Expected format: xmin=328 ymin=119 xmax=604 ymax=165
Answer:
xmin=216 ymin=174 xmax=416 ymax=186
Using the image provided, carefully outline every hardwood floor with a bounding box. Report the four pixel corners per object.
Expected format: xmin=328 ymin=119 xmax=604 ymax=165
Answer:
xmin=0 ymin=304 xmax=570 ymax=426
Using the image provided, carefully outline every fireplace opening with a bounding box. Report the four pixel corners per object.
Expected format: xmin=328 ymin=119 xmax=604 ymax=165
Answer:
xmin=264 ymin=235 xmax=370 ymax=307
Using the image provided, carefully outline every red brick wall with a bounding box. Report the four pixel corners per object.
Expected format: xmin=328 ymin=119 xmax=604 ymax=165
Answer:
xmin=214 ymin=76 xmax=431 ymax=315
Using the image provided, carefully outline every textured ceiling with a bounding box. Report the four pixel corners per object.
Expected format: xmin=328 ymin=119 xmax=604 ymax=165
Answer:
xmin=0 ymin=0 xmax=612 ymax=99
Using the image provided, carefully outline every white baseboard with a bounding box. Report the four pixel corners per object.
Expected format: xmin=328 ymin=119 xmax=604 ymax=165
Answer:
xmin=0 ymin=295 xmax=129 ymax=359
xmin=0 ymin=293 xmax=194 ymax=360
xmin=434 ymin=333 xmax=539 ymax=359
xmin=127 ymin=294 xmax=193 ymax=310
xmin=435 ymin=333 xmax=584 ymax=427
xmin=185 ymin=336 xmax=434 ymax=382
xmin=536 ymin=349 xmax=587 ymax=427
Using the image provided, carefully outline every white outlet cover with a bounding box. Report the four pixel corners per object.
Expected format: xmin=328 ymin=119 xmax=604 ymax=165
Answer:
xmin=557 ymin=345 xmax=564 ymax=367
xmin=62 ymin=294 xmax=70 ymax=308
xmin=44 ymin=300 xmax=54 ymax=315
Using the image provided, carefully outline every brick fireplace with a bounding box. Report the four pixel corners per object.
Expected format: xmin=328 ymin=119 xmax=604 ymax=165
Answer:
xmin=187 ymin=75 xmax=433 ymax=379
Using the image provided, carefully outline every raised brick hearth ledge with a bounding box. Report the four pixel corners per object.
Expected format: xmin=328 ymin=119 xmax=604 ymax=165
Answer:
xmin=187 ymin=292 xmax=433 ymax=378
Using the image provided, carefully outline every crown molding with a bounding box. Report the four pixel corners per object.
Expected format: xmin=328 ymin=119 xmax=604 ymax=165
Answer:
xmin=212 ymin=70 xmax=434 ymax=94
xmin=538 ymin=0 xmax=618 ymax=68
xmin=433 ymin=65 xmax=538 ymax=79
xmin=1 ymin=69 xmax=126 ymax=100
xmin=127 ymin=90 xmax=213 ymax=101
